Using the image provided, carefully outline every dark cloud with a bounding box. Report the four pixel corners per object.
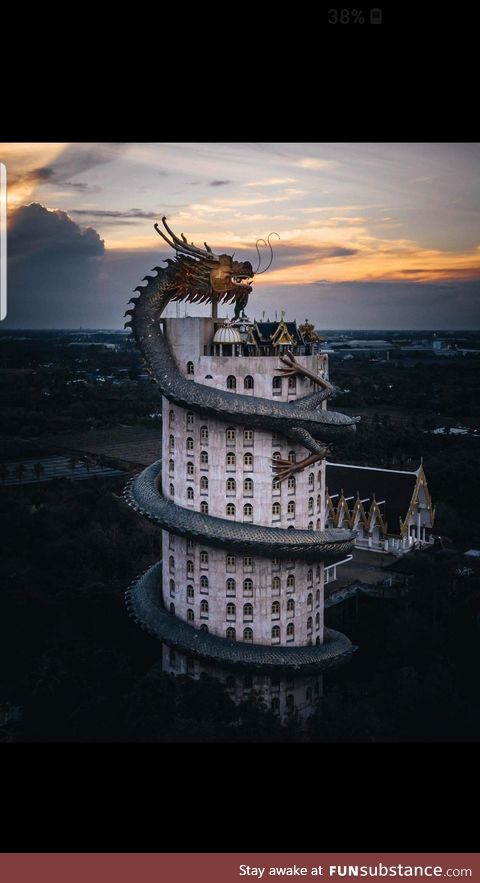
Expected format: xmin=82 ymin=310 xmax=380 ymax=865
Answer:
xmin=70 ymin=208 xmax=158 ymax=220
xmin=46 ymin=143 xmax=127 ymax=182
xmin=6 ymin=204 xmax=104 ymax=328
xmin=9 ymin=166 xmax=54 ymax=187
xmin=63 ymin=181 xmax=101 ymax=193
xmin=210 ymin=180 xmax=232 ymax=186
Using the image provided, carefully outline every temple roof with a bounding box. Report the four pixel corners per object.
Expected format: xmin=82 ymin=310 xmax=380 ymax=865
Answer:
xmin=326 ymin=462 xmax=422 ymax=534
xmin=251 ymin=320 xmax=305 ymax=347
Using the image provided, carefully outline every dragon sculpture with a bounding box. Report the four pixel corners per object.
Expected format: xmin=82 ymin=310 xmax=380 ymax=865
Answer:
xmin=123 ymin=217 xmax=359 ymax=561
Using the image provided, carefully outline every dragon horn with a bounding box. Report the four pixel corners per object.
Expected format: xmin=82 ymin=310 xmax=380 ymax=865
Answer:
xmin=161 ymin=216 xmax=219 ymax=261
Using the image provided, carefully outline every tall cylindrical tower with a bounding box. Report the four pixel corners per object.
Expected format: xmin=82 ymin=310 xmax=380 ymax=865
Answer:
xmin=124 ymin=220 xmax=357 ymax=720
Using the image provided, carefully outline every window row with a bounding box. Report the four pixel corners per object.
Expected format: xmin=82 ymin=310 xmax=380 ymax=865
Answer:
xmin=226 ymin=375 xmax=255 ymax=391
xmin=272 ymin=501 xmax=296 ymax=518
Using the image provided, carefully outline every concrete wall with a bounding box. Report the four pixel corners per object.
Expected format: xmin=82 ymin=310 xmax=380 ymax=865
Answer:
xmin=161 ymin=317 xmax=327 ymax=648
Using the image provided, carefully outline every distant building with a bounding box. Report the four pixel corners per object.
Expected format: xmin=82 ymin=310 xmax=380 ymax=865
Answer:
xmin=325 ymin=461 xmax=435 ymax=556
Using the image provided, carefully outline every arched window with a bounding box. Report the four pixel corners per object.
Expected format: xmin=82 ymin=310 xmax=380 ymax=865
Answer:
xmin=307 ymin=569 xmax=313 ymax=584
xmin=200 ymin=501 xmax=208 ymax=514
xmin=226 ymin=452 xmax=236 ymax=468
xmin=226 ymin=477 xmax=236 ymax=493
xmin=200 ymin=550 xmax=208 ymax=566
xmin=272 ymin=450 xmax=281 ymax=461
xmin=286 ymin=694 xmax=295 ymax=712
xmin=243 ymin=603 xmax=253 ymax=619
xmin=287 ymin=500 xmax=295 ymax=518
xmin=272 ymin=376 xmax=282 ymax=395
xmin=308 ymin=497 xmax=314 ymax=514
xmin=226 ymin=602 xmax=236 ymax=618
xmin=169 ymin=602 xmax=175 ymax=615
xmin=226 ymin=503 xmax=236 ymax=517
xmin=187 ymin=361 xmax=194 ymax=375
xmin=318 ymin=470 xmax=322 ymax=484
xmin=317 ymin=494 xmax=321 ymax=512
xmin=287 ymin=622 xmax=295 ymax=639
xmin=187 ymin=585 xmax=194 ymax=600
xmin=187 ymin=486 xmax=194 ymax=501
xmin=272 ymin=478 xmax=281 ymax=492
xmin=187 ymin=461 xmax=194 ymax=476
xmin=316 ymin=518 xmax=321 ymax=529
xmin=315 ymin=612 xmax=320 ymax=628
xmin=288 ymin=375 xmax=296 ymax=391
xmin=187 ymin=560 xmax=194 ymax=575
xmin=187 ymin=608 xmax=194 ymax=622
xmin=226 ymin=375 xmax=236 ymax=390
xmin=307 ymin=593 xmax=313 ymax=609
xmin=244 ymin=375 xmax=254 ymax=390
xmin=200 ymin=425 xmax=208 ymax=442
xmin=226 ymin=554 xmax=236 ymax=569
xmin=287 ymin=598 xmax=295 ymax=614
xmin=186 ymin=436 xmax=194 ymax=451
xmin=316 ymin=564 xmax=321 ymax=581
xmin=307 ymin=616 xmax=313 ymax=632
xmin=226 ymin=627 xmax=236 ymax=641
xmin=243 ymin=503 xmax=253 ymax=519
xmin=169 ymin=409 xmax=175 ymax=427
xmin=309 ymin=472 xmax=314 ymax=488
xmin=200 ymin=599 xmax=209 ymax=616
xmin=200 ymin=450 xmax=208 ymax=465
xmin=272 ymin=600 xmax=280 ymax=616
xmin=169 ymin=579 xmax=175 ymax=597
xmin=226 ymin=578 xmax=236 ymax=595
xmin=272 ymin=556 xmax=281 ymax=568
xmin=272 ymin=502 xmax=281 ymax=519
xmin=271 ymin=696 xmax=280 ymax=713
xmin=169 ymin=555 xmax=175 ymax=572
xmin=169 ymin=648 xmax=176 ymax=668
xmin=308 ymin=522 xmax=313 ymax=531
xmin=169 ymin=434 xmax=174 ymax=451
xmin=287 ymin=574 xmax=295 ymax=590
xmin=287 ymin=475 xmax=296 ymax=492
xmin=272 ymin=576 xmax=281 ymax=592
xmin=226 ymin=426 xmax=236 ymax=443
xmin=244 ymin=452 xmax=253 ymax=469
xmin=200 ymin=476 xmax=208 ymax=492
xmin=186 ymin=411 xmax=194 ymax=429
xmin=200 ymin=575 xmax=208 ymax=591
xmin=169 ymin=483 xmax=174 ymax=496
xmin=271 ymin=625 xmax=280 ymax=640
xmin=316 ymin=589 xmax=320 ymax=605
xmin=243 ymin=578 xmax=253 ymax=595
xmin=244 ymin=477 xmax=253 ymax=496
xmin=243 ymin=627 xmax=253 ymax=642
xmin=244 ymin=556 xmax=252 ymax=568
xmin=200 ymin=624 xmax=209 ymax=632
xmin=243 ymin=428 xmax=254 ymax=444
xmin=288 ymin=450 xmax=296 ymax=463
xmin=168 ymin=458 xmax=174 ymax=474
xmin=169 ymin=535 xmax=175 ymax=549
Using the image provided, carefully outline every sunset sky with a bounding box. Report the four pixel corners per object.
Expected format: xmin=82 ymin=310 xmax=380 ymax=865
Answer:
xmin=2 ymin=141 xmax=480 ymax=328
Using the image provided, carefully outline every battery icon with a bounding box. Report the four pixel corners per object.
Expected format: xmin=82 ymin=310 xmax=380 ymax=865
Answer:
xmin=370 ymin=7 xmax=382 ymax=23
xmin=0 ymin=163 xmax=6 ymax=321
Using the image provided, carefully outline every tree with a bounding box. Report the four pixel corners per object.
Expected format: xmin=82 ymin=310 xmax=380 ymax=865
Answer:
xmin=14 ymin=463 xmax=26 ymax=482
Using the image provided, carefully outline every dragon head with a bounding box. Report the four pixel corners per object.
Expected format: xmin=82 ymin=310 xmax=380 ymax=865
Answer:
xmin=154 ymin=217 xmax=253 ymax=313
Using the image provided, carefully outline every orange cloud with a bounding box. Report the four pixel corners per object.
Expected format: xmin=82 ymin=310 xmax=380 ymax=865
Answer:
xmin=0 ymin=143 xmax=67 ymax=209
